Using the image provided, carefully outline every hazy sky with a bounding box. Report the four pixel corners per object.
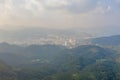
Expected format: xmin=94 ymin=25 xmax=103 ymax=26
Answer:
xmin=0 ymin=0 xmax=120 ymax=30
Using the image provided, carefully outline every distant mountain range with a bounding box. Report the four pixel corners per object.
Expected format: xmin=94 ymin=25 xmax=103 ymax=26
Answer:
xmin=91 ymin=35 xmax=120 ymax=46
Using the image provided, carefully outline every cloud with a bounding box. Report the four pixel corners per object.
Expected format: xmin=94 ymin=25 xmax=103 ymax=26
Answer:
xmin=42 ymin=0 xmax=99 ymax=13
xmin=66 ymin=0 xmax=99 ymax=13
xmin=0 ymin=0 xmax=120 ymax=30
xmin=0 ymin=0 xmax=100 ymax=16
xmin=43 ymin=0 xmax=68 ymax=9
xmin=0 ymin=0 xmax=120 ymax=16
xmin=91 ymin=4 xmax=112 ymax=14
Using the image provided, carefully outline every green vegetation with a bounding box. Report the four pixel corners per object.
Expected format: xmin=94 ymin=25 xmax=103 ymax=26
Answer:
xmin=0 ymin=61 xmax=16 ymax=80
xmin=0 ymin=44 xmax=120 ymax=80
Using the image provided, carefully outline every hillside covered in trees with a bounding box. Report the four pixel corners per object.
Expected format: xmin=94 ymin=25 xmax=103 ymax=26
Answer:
xmin=0 ymin=43 xmax=120 ymax=80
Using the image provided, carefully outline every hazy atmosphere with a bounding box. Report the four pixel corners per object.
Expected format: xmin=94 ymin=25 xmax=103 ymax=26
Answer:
xmin=0 ymin=0 xmax=120 ymax=32
xmin=1 ymin=1 xmax=120 ymax=80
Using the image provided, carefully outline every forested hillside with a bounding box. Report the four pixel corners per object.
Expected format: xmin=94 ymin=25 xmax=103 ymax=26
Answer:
xmin=0 ymin=44 xmax=119 ymax=80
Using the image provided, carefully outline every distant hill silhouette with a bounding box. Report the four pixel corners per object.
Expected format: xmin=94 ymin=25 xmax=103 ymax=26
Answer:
xmin=91 ymin=35 xmax=120 ymax=46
